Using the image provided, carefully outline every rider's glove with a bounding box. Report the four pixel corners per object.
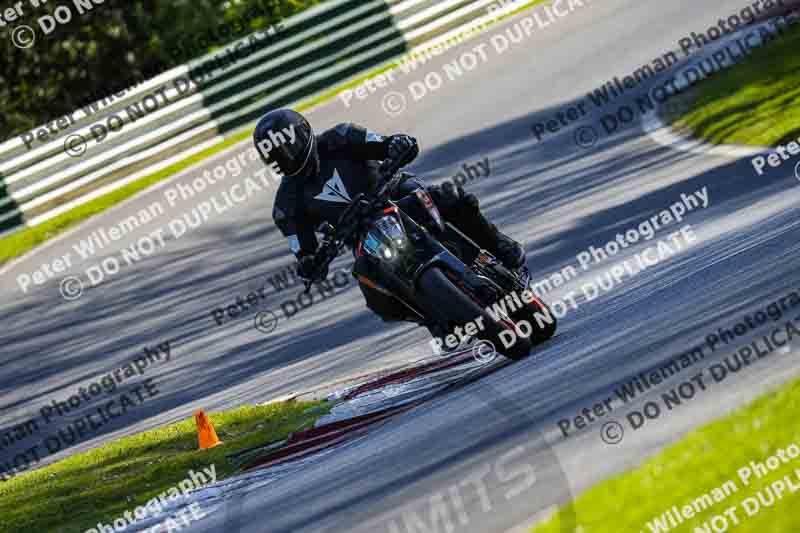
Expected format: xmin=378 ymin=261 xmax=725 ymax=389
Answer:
xmin=297 ymin=254 xmax=328 ymax=283
xmin=386 ymin=135 xmax=419 ymax=167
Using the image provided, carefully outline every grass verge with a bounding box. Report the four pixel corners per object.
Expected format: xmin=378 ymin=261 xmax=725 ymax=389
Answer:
xmin=0 ymin=401 xmax=328 ymax=533
xmin=670 ymin=19 xmax=800 ymax=147
xmin=0 ymin=0 xmax=549 ymax=267
xmin=531 ymin=377 xmax=800 ymax=533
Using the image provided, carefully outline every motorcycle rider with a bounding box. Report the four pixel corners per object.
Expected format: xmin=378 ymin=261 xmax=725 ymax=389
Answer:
xmin=254 ymin=108 xmax=525 ymax=325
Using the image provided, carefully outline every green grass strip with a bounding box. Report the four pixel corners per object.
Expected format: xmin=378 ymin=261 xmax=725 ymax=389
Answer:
xmin=532 ymin=377 xmax=800 ymax=533
xmin=0 ymin=401 xmax=328 ymax=533
xmin=0 ymin=0 xmax=550 ymax=267
xmin=672 ymin=20 xmax=800 ymax=147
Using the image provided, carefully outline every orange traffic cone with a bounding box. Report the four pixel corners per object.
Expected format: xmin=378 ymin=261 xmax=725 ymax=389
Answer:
xmin=195 ymin=410 xmax=223 ymax=449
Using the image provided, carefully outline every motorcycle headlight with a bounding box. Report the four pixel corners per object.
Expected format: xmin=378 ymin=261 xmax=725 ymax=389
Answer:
xmin=363 ymin=216 xmax=407 ymax=260
xmin=375 ymin=215 xmax=407 ymax=247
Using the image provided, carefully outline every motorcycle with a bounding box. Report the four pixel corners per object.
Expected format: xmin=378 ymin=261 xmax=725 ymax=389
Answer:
xmin=303 ymin=150 xmax=557 ymax=360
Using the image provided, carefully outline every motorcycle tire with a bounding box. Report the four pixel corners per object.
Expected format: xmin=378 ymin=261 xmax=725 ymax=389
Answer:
xmin=417 ymin=267 xmax=533 ymax=360
xmin=517 ymin=295 xmax=557 ymax=344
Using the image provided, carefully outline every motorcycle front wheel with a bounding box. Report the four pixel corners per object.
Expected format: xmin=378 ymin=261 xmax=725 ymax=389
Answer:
xmin=416 ymin=267 xmax=533 ymax=360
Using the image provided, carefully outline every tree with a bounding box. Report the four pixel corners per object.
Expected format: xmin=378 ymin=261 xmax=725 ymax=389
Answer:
xmin=0 ymin=0 xmax=319 ymax=142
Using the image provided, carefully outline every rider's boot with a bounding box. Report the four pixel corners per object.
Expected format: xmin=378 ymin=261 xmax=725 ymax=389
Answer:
xmin=429 ymin=183 xmax=526 ymax=271
xmin=454 ymin=203 xmax=525 ymax=271
xmin=478 ymin=219 xmax=526 ymax=270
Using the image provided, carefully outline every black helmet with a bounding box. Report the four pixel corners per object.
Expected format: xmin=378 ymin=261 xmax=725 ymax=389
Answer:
xmin=253 ymin=109 xmax=318 ymax=179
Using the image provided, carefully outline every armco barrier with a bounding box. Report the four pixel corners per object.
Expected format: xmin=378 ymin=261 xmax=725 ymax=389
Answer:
xmin=0 ymin=0 xmax=532 ymax=237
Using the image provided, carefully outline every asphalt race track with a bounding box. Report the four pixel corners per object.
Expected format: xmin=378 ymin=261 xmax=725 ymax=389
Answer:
xmin=3 ymin=0 xmax=800 ymax=531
